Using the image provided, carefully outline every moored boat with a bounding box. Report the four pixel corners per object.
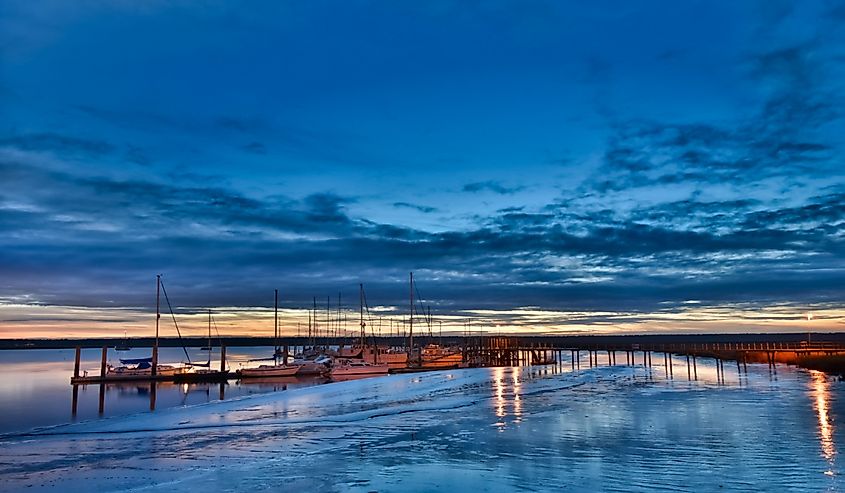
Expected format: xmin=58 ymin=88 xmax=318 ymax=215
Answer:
xmin=361 ymin=346 xmax=408 ymax=369
xmin=105 ymin=358 xmax=188 ymax=380
xmin=330 ymin=358 xmax=389 ymax=376
xmin=240 ymin=364 xmax=301 ymax=378
xmin=293 ymin=355 xmax=331 ymax=375
xmin=173 ymin=368 xmax=230 ymax=382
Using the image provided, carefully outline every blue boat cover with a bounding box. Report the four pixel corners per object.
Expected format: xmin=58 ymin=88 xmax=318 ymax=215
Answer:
xmin=119 ymin=357 xmax=153 ymax=365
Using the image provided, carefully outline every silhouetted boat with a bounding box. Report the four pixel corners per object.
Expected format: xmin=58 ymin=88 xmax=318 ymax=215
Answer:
xmin=115 ymin=330 xmax=131 ymax=352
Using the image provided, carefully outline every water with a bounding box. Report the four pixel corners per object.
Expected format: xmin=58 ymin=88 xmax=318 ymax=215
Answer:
xmin=0 ymin=352 xmax=842 ymax=492
xmin=0 ymin=347 xmax=328 ymax=433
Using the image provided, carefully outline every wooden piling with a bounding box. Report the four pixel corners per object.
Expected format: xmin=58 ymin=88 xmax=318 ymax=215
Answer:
xmin=73 ymin=346 xmax=81 ymax=379
xmin=220 ymin=345 xmax=227 ymax=372
xmin=98 ymin=383 xmax=105 ymax=414
xmin=151 ymin=345 xmax=158 ymax=377
xmin=71 ymin=384 xmax=79 ymax=416
xmin=692 ymin=355 xmax=698 ymax=380
xmin=99 ymin=346 xmax=108 ymax=378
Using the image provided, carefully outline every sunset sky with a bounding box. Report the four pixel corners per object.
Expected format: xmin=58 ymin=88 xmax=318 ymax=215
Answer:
xmin=1 ymin=1 xmax=843 ymax=338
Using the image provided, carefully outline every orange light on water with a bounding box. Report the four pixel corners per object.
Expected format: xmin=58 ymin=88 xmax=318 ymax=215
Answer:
xmin=810 ymin=370 xmax=835 ymax=467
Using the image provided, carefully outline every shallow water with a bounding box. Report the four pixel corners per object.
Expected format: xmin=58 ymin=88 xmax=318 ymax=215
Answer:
xmin=0 ymin=354 xmax=842 ymax=492
xmin=0 ymin=347 xmax=328 ymax=433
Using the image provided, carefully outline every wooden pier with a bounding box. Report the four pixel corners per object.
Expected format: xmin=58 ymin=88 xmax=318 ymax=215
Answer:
xmin=68 ymin=336 xmax=845 ymax=387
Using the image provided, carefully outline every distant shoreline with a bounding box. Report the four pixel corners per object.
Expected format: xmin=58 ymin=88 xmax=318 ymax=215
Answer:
xmin=3 ymin=332 xmax=845 ymax=350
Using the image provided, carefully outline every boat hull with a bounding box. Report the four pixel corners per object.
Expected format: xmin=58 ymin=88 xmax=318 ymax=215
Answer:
xmin=331 ymin=364 xmax=390 ymax=376
xmin=294 ymin=361 xmax=327 ymax=375
xmin=362 ymin=350 xmax=408 ymax=369
xmin=240 ymin=365 xmax=300 ymax=378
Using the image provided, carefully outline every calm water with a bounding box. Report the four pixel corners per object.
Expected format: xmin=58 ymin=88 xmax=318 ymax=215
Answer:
xmin=0 ymin=347 xmax=328 ymax=433
xmin=0 ymin=351 xmax=842 ymax=492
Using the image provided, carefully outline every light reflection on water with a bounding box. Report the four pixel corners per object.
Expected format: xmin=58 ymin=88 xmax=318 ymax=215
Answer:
xmin=811 ymin=370 xmax=836 ymax=471
xmin=0 ymin=347 xmax=330 ymax=433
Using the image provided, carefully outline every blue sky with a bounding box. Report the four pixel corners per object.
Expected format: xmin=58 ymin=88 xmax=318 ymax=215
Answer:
xmin=1 ymin=1 xmax=844 ymax=336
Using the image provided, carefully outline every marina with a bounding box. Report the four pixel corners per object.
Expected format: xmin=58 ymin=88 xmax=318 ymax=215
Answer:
xmin=2 ymin=350 xmax=844 ymax=492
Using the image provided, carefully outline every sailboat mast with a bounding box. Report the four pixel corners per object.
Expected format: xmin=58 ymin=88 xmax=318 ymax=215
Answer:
xmin=312 ymin=297 xmax=317 ymax=347
xmin=359 ymin=283 xmax=365 ymax=347
xmin=409 ymin=271 xmax=413 ymax=354
xmin=274 ymin=289 xmax=279 ymax=352
xmin=155 ymin=274 xmax=161 ymax=347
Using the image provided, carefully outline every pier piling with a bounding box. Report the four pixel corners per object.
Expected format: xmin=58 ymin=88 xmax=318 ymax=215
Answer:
xmin=99 ymin=346 xmax=107 ymax=378
xmin=73 ymin=346 xmax=81 ymax=379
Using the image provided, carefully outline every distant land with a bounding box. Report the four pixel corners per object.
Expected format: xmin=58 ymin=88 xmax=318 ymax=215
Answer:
xmin=2 ymin=332 xmax=844 ymax=350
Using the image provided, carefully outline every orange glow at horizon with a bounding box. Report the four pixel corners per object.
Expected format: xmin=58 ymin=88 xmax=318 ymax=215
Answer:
xmin=0 ymin=302 xmax=843 ymax=339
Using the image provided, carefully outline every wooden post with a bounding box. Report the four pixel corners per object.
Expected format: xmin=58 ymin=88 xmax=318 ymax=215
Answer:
xmin=100 ymin=346 xmax=108 ymax=378
xmin=151 ymin=345 xmax=158 ymax=377
xmin=220 ymin=345 xmax=227 ymax=372
xmin=74 ymin=346 xmax=81 ymax=379
xmin=149 ymin=382 xmax=156 ymax=411
xmin=686 ymin=354 xmax=691 ymax=380
xmin=692 ymin=355 xmax=698 ymax=380
xmin=71 ymin=385 xmax=79 ymax=416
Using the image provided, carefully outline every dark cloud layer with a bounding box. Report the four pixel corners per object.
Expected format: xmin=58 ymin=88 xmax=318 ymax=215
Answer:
xmin=1 ymin=0 xmax=843 ymax=332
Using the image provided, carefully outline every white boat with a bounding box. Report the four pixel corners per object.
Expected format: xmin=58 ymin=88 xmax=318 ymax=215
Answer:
xmin=105 ymin=359 xmax=187 ymax=380
xmin=330 ymin=358 xmax=389 ymax=376
xmin=240 ymin=364 xmax=301 ymax=378
xmin=292 ymin=356 xmax=330 ymax=375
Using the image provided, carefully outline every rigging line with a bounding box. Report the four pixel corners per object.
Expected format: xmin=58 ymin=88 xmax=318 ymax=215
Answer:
xmin=211 ymin=314 xmax=222 ymax=339
xmin=413 ymin=283 xmax=432 ymax=330
xmin=159 ymin=279 xmax=192 ymax=365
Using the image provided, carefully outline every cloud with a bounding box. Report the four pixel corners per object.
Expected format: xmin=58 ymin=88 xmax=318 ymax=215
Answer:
xmin=0 ymin=133 xmax=114 ymax=157
xmin=241 ymin=141 xmax=267 ymax=155
xmin=393 ymin=202 xmax=438 ymax=213
xmin=462 ymin=181 xmax=525 ymax=194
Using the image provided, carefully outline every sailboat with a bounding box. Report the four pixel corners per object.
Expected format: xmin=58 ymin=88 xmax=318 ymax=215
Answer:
xmin=200 ymin=310 xmax=213 ymax=351
xmin=334 ymin=286 xmax=405 ymax=367
xmin=115 ymin=330 xmax=131 ymax=352
xmin=409 ymin=272 xmax=462 ymax=369
xmin=240 ymin=289 xmax=303 ymax=378
xmin=106 ymin=275 xmax=189 ymax=380
xmin=174 ymin=309 xmax=230 ymax=382
xmin=330 ymin=284 xmax=389 ymax=377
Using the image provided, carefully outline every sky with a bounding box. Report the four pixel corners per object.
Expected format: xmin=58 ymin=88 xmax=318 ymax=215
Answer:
xmin=1 ymin=1 xmax=844 ymax=338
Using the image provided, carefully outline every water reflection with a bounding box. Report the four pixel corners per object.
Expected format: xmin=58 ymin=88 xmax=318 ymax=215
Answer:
xmin=490 ymin=367 xmax=526 ymax=426
xmin=810 ymin=370 xmax=836 ymax=471
xmin=493 ymin=367 xmax=505 ymax=419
